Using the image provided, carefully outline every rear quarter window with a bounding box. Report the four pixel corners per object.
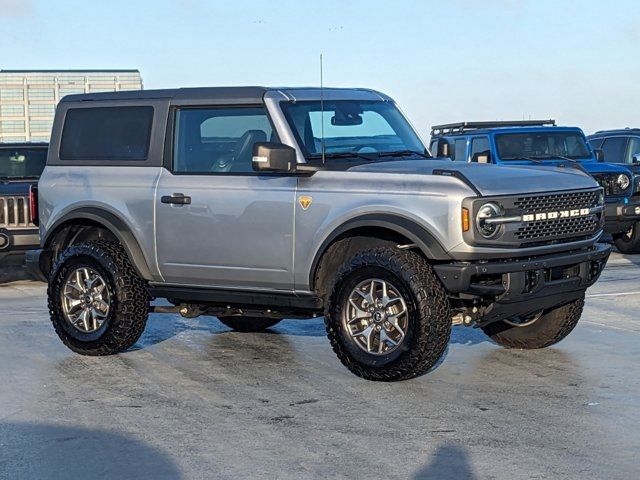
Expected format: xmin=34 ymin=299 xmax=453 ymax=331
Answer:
xmin=60 ymin=106 xmax=154 ymax=161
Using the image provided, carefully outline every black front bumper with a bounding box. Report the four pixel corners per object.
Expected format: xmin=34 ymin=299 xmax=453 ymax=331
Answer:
xmin=433 ymin=244 xmax=611 ymax=325
xmin=604 ymin=199 xmax=640 ymax=235
xmin=0 ymin=228 xmax=40 ymax=267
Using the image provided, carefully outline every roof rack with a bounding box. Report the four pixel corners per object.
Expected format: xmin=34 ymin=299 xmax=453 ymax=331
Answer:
xmin=431 ymin=119 xmax=556 ymax=137
xmin=593 ymin=127 xmax=640 ymax=134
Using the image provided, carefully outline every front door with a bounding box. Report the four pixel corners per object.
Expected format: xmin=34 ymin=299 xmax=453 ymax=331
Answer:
xmin=155 ymin=105 xmax=296 ymax=290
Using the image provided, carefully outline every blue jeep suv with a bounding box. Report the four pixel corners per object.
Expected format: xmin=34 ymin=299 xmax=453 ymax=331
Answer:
xmin=587 ymin=128 xmax=640 ymax=253
xmin=430 ymin=120 xmax=640 ymax=252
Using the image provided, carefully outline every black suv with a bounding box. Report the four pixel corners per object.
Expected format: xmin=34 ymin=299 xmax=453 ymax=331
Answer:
xmin=587 ymin=129 xmax=640 ymax=253
xmin=0 ymin=142 xmax=48 ymax=266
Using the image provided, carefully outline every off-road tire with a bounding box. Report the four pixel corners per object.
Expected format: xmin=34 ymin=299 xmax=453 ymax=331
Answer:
xmin=48 ymin=240 xmax=150 ymax=355
xmin=613 ymin=222 xmax=640 ymax=254
xmin=325 ymin=247 xmax=451 ymax=382
xmin=219 ymin=317 xmax=282 ymax=332
xmin=480 ymin=296 xmax=585 ymax=349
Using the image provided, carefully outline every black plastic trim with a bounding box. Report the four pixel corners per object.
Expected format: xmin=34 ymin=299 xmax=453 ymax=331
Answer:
xmin=42 ymin=208 xmax=154 ymax=280
xmin=309 ymin=213 xmax=451 ymax=287
xmin=147 ymin=285 xmax=324 ymax=313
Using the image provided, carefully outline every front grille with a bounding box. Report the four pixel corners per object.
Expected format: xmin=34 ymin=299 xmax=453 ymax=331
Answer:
xmin=515 ymin=216 xmax=600 ymax=241
xmin=514 ymin=190 xmax=598 ymax=213
xmin=509 ymin=189 xmax=602 ymax=245
xmin=592 ymin=174 xmax=623 ymax=196
xmin=0 ymin=196 xmax=34 ymax=230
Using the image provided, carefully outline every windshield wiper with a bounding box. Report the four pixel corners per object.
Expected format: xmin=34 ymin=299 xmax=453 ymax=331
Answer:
xmin=0 ymin=175 xmax=39 ymax=180
xmin=307 ymin=152 xmax=377 ymax=162
xmin=377 ymin=150 xmax=431 ymax=159
xmin=503 ymin=156 xmax=543 ymax=164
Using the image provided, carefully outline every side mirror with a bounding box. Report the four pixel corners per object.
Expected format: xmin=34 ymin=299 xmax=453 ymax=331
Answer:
xmin=436 ymin=138 xmax=450 ymax=157
xmin=633 ymin=153 xmax=640 ymax=164
xmin=594 ymin=149 xmax=605 ymax=162
xmin=252 ymin=142 xmax=297 ymax=173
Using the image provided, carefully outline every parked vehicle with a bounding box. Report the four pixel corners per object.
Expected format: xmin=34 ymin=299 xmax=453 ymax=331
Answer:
xmin=29 ymin=88 xmax=609 ymax=381
xmin=587 ymin=129 xmax=640 ymax=253
xmin=430 ymin=120 xmax=640 ymax=252
xmin=0 ymin=142 xmax=48 ymax=266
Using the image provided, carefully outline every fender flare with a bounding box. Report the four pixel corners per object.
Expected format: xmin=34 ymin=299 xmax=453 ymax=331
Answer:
xmin=309 ymin=213 xmax=451 ymax=286
xmin=43 ymin=207 xmax=154 ymax=280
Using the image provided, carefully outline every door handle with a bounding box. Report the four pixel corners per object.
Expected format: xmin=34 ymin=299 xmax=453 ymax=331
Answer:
xmin=161 ymin=193 xmax=191 ymax=206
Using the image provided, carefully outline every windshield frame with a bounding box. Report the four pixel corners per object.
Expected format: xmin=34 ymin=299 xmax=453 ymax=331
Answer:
xmin=494 ymin=130 xmax=594 ymax=162
xmin=278 ymin=99 xmax=427 ymax=163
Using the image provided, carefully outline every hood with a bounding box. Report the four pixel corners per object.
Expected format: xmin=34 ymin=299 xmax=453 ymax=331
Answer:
xmin=347 ymin=159 xmax=599 ymax=196
xmin=0 ymin=179 xmax=35 ymax=195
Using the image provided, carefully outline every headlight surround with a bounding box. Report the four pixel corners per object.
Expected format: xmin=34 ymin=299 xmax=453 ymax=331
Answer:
xmin=616 ymin=173 xmax=631 ymax=191
xmin=475 ymin=202 xmax=502 ymax=238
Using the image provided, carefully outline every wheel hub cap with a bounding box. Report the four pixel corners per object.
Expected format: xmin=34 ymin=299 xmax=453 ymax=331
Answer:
xmin=344 ymin=278 xmax=408 ymax=355
xmin=61 ymin=267 xmax=111 ymax=333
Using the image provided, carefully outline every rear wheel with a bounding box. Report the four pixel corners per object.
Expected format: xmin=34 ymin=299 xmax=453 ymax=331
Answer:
xmin=218 ymin=316 xmax=282 ymax=332
xmin=480 ymin=296 xmax=584 ymax=349
xmin=325 ymin=247 xmax=451 ymax=382
xmin=613 ymin=221 xmax=640 ymax=254
xmin=48 ymin=241 xmax=150 ymax=355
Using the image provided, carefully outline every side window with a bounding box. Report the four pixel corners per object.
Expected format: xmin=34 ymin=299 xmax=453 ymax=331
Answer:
xmin=470 ymin=136 xmax=490 ymax=163
xmin=60 ymin=106 xmax=154 ymax=161
xmin=454 ymin=139 xmax=467 ymax=162
xmin=173 ymin=106 xmax=276 ymax=174
xmin=625 ymin=137 xmax=640 ymax=164
xmin=601 ymin=137 xmax=628 ymax=163
xmin=588 ymin=137 xmax=604 ymax=149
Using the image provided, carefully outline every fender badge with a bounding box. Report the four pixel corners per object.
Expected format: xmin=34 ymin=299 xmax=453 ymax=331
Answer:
xmin=299 ymin=196 xmax=313 ymax=210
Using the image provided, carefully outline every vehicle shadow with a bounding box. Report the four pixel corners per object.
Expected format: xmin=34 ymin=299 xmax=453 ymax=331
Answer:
xmin=135 ymin=312 xmax=487 ymax=352
xmin=413 ymin=443 xmax=477 ymax=479
xmin=0 ymin=421 xmax=181 ymax=479
xmin=134 ymin=313 xmax=327 ymax=350
xmin=449 ymin=325 xmax=489 ymax=346
xmin=0 ymin=266 xmax=35 ymax=285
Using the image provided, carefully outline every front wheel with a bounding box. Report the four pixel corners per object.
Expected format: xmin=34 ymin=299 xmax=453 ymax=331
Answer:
xmin=613 ymin=222 xmax=640 ymax=254
xmin=325 ymin=247 xmax=452 ymax=382
xmin=218 ymin=316 xmax=281 ymax=332
xmin=480 ymin=296 xmax=585 ymax=349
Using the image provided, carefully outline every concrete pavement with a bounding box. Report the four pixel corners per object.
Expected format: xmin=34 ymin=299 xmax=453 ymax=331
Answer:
xmin=0 ymin=252 xmax=639 ymax=479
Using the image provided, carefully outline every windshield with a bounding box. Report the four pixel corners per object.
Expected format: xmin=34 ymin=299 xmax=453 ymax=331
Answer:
xmin=280 ymin=100 xmax=426 ymax=160
xmin=0 ymin=147 xmax=47 ymax=179
xmin=496 ymin=132 xmax=591 ymax=160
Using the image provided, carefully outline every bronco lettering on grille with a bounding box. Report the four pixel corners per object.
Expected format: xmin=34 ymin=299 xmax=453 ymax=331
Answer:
xmin=522 ymin=208 xmax=590 ymax=222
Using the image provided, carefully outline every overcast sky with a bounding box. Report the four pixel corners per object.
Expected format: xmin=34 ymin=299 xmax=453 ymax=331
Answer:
xmin=1 ymin=0 xmax=638 ymax=137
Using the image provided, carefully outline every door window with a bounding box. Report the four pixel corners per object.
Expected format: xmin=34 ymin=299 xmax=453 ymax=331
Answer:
xmin=601 ymin=137 xmax=628 ymax=163
xmin=454 ymin=139 xmax=467 ymax=161
xmin=470 ymin=137 xmax=490 ymax=162
xmin=173 ymin=107 xmax=276 ymax=174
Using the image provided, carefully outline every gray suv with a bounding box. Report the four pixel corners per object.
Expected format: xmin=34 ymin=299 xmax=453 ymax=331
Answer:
xmin=31 ymin=87 xmax=610 ymax=381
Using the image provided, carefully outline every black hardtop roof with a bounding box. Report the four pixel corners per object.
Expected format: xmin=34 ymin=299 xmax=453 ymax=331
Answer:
xmin=589 ymin=128 xmax=640 ymax=137
xmin=58 ymin=86 xmax=388 ymax=103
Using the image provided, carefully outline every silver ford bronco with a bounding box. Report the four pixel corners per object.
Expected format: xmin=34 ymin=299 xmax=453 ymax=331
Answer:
xmin=31 ymin=87 xmax=610 ymax=381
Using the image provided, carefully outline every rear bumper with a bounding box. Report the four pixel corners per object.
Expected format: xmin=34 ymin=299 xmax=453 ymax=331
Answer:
xmin=604 ymin=199 xmax=640 ymax=234
xmin=433 ymin=243 xmax=611 ymax=324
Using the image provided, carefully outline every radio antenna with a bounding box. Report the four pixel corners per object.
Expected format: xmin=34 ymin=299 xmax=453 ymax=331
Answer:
xmin=320 ymin=54 xmax=326 ymax=165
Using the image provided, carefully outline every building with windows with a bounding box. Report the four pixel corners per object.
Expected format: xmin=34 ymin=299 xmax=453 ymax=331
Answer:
xmin=0 ymin=70 xmax=142 ymax=142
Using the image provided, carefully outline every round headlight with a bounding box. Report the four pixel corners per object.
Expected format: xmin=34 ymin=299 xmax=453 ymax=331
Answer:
xmin=616 ymin=174 xmax=630 ymax=191
xmin=476 ymin=203 xmax=501 ymax=238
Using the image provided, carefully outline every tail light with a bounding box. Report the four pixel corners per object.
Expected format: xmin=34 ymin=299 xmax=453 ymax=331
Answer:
xmin=29 ymin=184 xmax=39 ymax=227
